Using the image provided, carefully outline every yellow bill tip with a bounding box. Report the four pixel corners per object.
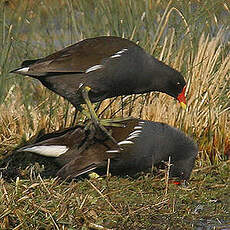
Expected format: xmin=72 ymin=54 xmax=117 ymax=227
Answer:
xmin=88 ymin=172 xmax=100 ymax=179
xmin=180 ymin=102 xmax=187 ymax=110
xmin=85 ymin=86 xmax=91 ymax=91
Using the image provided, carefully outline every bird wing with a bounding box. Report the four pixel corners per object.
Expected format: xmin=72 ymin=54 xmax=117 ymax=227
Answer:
xmin=18 ymin=36 xmax=137 ymax=76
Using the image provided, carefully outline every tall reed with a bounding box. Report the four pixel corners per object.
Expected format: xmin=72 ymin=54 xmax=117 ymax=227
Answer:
xmin=0 ymin=0 xmax=229 ymax=164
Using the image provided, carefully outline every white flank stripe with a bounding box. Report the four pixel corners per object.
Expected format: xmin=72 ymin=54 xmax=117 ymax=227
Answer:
xmin=117 ymin=48 xmax=128 ymax=54
xmin=134 ymin=126 xmax=142 ymax=130
xmin=85 ymin=64 xmax=103 ymax=73
xmin=126 ymin=135 xmax=139 ymax=140
xmin=22 ymin=145 xmax=69 ymax=157
xmin=110 ymin=54 xmax=121 ymax=58
xmin=128 ymin=130 xmax=142 ymax=136
xmin=16 ymin=67 xmax=29 ymax=73
xmin=138 ymin=121 xmax=145 ymax=125
xmin=110 ymin=48 xmax=128 ymax=59
xmin=118 ymin=140 xmax=134 ymax=146
xmin=106 ymin=150 xmax=120 ymax=153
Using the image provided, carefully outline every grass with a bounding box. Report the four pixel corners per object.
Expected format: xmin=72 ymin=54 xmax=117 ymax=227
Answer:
xmin=0 ymin=161 xmax=230 ymax=229
xmin=0 ymin=0 xmax=230 ymax=229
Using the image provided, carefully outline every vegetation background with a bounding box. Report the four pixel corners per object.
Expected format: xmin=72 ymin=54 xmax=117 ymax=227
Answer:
xmin=0 ymin=0 xmax=229 ymax=229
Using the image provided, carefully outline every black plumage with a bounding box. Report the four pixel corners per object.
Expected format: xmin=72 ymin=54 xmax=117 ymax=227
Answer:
xmin=18 ymin=119 xmax=198 ymax=180
xmin=11 ymin=36 xmax=186 ymax=108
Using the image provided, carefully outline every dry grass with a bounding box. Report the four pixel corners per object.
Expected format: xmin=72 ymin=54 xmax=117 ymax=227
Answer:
xmin=0 ymin=161 xmax=229 ymax=229
xmin=0 ymin=0 xmax=229 ymax=162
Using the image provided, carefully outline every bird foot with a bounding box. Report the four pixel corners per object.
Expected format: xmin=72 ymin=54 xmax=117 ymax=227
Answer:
xmin=99 ymin=117 xmax=134 ymax=127
xmin=84 ymin=119 xmax=118 ymax=146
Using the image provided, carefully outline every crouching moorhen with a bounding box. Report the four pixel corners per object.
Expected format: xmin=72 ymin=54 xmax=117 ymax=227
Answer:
xmin=18 ymin=118 xmax=198 ymax=181
xmin=11 ymin=36 xmax=186 ymax=128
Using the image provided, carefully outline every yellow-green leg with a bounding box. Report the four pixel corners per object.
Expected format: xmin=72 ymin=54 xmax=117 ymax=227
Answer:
xmin=80 ymin=85 xmax=118 ymax=145
xmin=78 ymin=84 xmax=134 ymax=177
xmin=81 ymin=86 xmax=132 ymax=126
xmin=77 ymin=84 xmax=134 ymax=145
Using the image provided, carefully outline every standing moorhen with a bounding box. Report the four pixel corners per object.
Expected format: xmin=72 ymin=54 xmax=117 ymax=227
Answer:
xmin=11 ymin=36 xmax=186 ymax=126
xmin=18 ymin=118 xmax=197 ymax=181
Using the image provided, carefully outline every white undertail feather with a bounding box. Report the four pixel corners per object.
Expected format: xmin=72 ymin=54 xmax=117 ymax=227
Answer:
xmin=21 ymin=145 xmax=69 ymax=157
xmin=85 ymin=64 xmax=103 ymax=73
xmin=15 ymin=67 xmax=29 ymax=74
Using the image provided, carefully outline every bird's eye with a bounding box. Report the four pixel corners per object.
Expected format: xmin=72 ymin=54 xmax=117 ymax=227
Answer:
xmin=176 ymin=82 xmax=181 ymax=85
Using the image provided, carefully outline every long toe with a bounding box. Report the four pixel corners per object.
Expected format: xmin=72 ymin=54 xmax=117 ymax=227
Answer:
xmin=99 ymin=117 xmax=134 ymax=127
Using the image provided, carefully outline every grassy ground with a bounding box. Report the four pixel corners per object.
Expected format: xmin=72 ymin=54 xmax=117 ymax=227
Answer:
xmin=0 ymin=0 xmax=230 ymax=229
xmin=0 ymin=158 xmax=230 ymax=229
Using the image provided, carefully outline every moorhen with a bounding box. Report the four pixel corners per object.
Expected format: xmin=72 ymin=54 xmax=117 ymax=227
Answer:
xmin=18 ymin=118 xmax=198 ymax=180
xmin=11 ymin=36 xmax=187 ymax=126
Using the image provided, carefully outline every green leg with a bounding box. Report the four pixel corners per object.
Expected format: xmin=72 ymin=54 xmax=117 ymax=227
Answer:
xmin=76 ymin=86 xmax=133 ymax=127
xmin=80 ymin=86 xmax=118 ymax=145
